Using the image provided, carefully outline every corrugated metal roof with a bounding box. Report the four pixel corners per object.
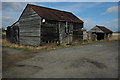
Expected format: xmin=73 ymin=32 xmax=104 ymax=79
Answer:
xmin=97 ymin=25 xmax=112 ymax=33
xmin=28 ymin=4 xmax=83 ymax=23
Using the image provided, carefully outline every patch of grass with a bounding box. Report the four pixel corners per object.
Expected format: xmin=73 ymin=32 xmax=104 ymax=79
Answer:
xmin=2 ymin=38 xmax=115 ymax=51
xmin=87 ymin=40 xmax=110 ymax=44
xmin=2 ymin=39 xmax=79 ymax=51
xmin=2 ymin=39 xmax=53 ymax=51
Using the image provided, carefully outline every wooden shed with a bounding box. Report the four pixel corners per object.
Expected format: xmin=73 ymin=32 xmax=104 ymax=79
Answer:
xmin=88 ymin=25 xmax=113 ymax=41
xmin=6 ymin=4 xmax=84 ymax=46
xmin=6 ymin=21 xmax=19 ymax=43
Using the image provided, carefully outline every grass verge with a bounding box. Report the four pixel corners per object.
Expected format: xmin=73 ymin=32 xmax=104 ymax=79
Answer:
xmin=2 ymin=38 xmax=114 ymax=51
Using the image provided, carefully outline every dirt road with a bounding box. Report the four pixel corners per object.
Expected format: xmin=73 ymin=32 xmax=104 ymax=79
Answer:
xmin=2 ymin=41 xmax=119 ymax=78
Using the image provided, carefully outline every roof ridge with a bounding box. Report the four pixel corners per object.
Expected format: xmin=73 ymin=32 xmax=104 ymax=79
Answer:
xmin=96 ymin=25 xmax=112 ymax=33
xmin=28 ymin=4 xmax=72 ymax=14
xmin=26 ymin=4 xmax=83 ymax=23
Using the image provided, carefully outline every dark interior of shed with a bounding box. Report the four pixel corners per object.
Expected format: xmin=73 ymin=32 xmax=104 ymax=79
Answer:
xmin=96 ymin=33 xmax=104 ymax=40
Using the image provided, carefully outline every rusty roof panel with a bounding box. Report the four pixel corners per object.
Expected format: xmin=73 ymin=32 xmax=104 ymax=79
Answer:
xmin=28 ymin=4 xmax=83 ymax=23
xmin=97 ymin=25 xmax=112 ymax=33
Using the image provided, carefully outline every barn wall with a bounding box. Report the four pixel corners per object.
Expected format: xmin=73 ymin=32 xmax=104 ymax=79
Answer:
xmin=58 ymin=22 xmax=74 ymax=44
xmin=19 ymin=6 xmax=41 ymax=46
xmin=73 ymin=23 xmax=83 ymax=42
xmin=41 ymin=20 xmax=77 ymax=45
xmin=59 ymin=21 xmax=66 ymax=44
xmin=41 ymin=19 xmax=59 ymax=45
xmin=59 ymin=22 xmax=83 ymax=44
xmin=41 ymin=21 xmax=74 ymax=45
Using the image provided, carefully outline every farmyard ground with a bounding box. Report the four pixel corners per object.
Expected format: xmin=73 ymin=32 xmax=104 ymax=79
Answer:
xmin=2 ymin=40 xmax=118 ymax=78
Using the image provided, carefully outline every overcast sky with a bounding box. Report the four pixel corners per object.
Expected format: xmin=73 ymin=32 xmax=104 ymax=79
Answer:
xmin=2 ymin=2 xmax=119 ymax=32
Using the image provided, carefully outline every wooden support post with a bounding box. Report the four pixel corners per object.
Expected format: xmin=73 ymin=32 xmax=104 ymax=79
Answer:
xmin=58 ymin=22 xmax=61 ymax=44
xmin=66 ymin=22 xmax=70 ymax=44
xmin=104 ymin=33 xmax=106 ymax=40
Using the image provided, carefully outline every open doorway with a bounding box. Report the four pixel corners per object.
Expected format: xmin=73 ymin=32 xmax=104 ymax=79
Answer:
xmin=96 ymin=33 xmax=104 ymax=40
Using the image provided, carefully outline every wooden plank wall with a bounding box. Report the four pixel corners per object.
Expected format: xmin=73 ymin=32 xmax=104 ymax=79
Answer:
xmin=19 ymin=6 xmax=41 ymax=46
xmin=73 ymin=23 xmax=83 ymax=42
xmin=59 ymin=21 xmax=66 ymax=44
xmin=41 ymin=20 xmax=59 ymax=45
xmin=6 ymin=25 xmax=19 ymax=44
xmin=59 ymin=22 xmax=74 ymax=44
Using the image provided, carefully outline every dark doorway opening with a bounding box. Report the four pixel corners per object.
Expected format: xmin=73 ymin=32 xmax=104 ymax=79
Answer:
xmin=41 ymin=24 xmax=59 ymax=45
xmin=96 ymin=33 xmax=104 ymax=40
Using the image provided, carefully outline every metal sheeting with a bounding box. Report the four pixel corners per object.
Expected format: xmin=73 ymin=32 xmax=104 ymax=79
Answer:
xmin=97 ymin=26 xmax=113 ymax=33
xmin=28 ymin=4 xmax=83 ymax=23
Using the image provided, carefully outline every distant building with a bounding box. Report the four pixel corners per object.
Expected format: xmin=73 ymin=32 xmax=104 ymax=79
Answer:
xmin=6 ymin=4 xmax=84 ymax=46
xmin=88 ymin=25 xmax=113 ymax=41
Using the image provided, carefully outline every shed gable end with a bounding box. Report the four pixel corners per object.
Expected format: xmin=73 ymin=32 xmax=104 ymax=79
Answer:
xmin=19 ymin=5 xmax=42 ymax=46
xmin=89 ymin=26 xmax=104 ymax=33
xmin=19 ymin=5 xmax=41 ymax=21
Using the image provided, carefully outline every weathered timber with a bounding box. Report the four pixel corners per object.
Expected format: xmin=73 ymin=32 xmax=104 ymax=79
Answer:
xmin=40 ymin=20 xmax=59 ymax=45
xmin=19 ymin=5 xmax=41 ymax=46
xmin=6 ymin=4 xmax=84 ymax=46
xmin=20 ymin=36 xmax=40 ymax=46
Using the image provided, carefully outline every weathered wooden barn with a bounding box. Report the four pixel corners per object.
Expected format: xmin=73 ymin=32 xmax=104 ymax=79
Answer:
xmin=88 ymin=25 xmax=113 ymax=41
xmin=6 ymin=4 xmax=84 ymax=46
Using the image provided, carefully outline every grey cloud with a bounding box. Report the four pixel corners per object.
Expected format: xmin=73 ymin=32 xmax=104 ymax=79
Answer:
xmin=1 ymin=2 xmax=39 ymax=28
xmin=2 ymin=2 xmax=27 ymax=12
xmin=2 ymin=16 xmax=15 ymax=21
xmin=2 ymin=16 xmax=16 ymax=27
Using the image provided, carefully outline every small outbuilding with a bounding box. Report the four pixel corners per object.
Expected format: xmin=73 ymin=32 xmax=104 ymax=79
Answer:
xmin=6 ymin=21 xmax=19 ymax=43
xmin=88 ymin=25 xmax=113 ymax=41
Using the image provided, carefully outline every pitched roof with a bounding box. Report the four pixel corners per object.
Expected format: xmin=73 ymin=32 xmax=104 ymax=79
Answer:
xmin=28 ymin=4 xmax=83 ymax=23
xmin=96 ymin=25 xmax=112 ymax=33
